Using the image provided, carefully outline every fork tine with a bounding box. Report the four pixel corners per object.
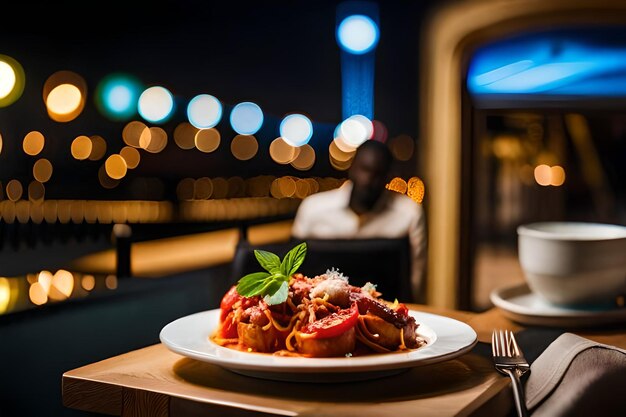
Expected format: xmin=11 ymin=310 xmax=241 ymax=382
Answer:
xmin=504 ymin=329 xmax=511 ymax=356
xmin=499 ymin=329 xmax=507 ymax=356
xmin=492 ymin=330 xmax=497 ymax=356
xmin=510 ymin=331 xmax=521 ymax=357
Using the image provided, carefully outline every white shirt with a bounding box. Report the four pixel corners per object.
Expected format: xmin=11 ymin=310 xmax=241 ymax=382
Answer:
xmin=291 ymin=181 xmax=427 ymax=302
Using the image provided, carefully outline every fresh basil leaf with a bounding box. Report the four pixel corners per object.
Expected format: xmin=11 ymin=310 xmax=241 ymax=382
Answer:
xmin=236 ymin=271 xmax=271 ymax=296
xmin=280 ymin=242 xmax=307 ymax=276
xmin=254 ymin=249 xmax=281 ymax=273
xmin=263 ymin=281 xmax=289 ymax=305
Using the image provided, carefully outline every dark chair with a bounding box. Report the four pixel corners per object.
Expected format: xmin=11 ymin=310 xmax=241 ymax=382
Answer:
xmin=230 ymin=236 xmax=414 ymax=303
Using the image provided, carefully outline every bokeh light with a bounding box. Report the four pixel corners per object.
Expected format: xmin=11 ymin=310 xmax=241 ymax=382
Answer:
xmin=122 ymin=121 xmax=148 ymax=148
xmin=269 ymin=137 xmax=300 ymax=164
xmin=138 ymin=86 xmax=175 ymax=123
xmin=280 ymin=114 xmax=313 ymax=147
xmin=290 ymin=144 xmax=316 ymax=171
xmin=174 ymin=122 xmax=199 ymax=150
xmin=71 ymin=135 xmax=92 ymax=160
xmin=231 ymin=134 xmax=258 ymax=160
xmin=6 ymin=179 xmax=23 ymax=201
xmin=337 ymin=14 xmax=379 ymax=55
xmin=33 ymin=159 xmax=53 ymax=183
xmin=95 ymin=73 xmax=142 ymax=121
xmin=23 ymin=131 xmax=45 ymax=156
xmin=0 ymin=54 xmax=25 ymax=107
xmin=120 ymin=146 xmax=141 ymax=169
xmin=105 ymin=154 xmax=128 ymax=180
xmin=534 ymin=164 xmax=552 ymax=186
xmin=339 ymin=114 xmax=372 ymax=148
xmin=195 ymin=128 xmax=221 ymax=153
xmin=43 ymin=70 xmax=87 ymax=122
xmin=388 ymin=134 xmax=415 ymax=161
xmin=230 ymin=102 xmax=264 ymax=135
xmin=89 ymin=135 xmax=107 ymax=161
xmin=187 ymin=94 xmax=222 ymax=129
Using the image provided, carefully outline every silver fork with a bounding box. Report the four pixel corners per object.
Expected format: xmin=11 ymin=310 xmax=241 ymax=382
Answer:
xmin=492 ymin=329 xmax=530 ymax=417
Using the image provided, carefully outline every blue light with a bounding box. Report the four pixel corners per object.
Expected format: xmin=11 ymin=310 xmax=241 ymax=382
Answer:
xmin=95 ymin=73 xmax=142 ymax=121
xmin=337 ymin=14 xmax=379 ymax=55
xmin=280 ymin=114 xmax=313 ymax=147
xmin=187 ymin=94 xmax=222 ymax=129
xmin=467 ymin=27 xmax=626 ymax=98
xmin=229 ymin=102 xmax=264 ymax=135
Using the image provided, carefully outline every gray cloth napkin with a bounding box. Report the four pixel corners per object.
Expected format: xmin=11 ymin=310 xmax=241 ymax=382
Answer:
xmin=526 ymin=332 xmax=626 ymax=417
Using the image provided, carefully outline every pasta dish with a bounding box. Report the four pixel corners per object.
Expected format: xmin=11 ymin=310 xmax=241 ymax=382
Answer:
xmin=212 ymin=269 xmax=427 ymax=357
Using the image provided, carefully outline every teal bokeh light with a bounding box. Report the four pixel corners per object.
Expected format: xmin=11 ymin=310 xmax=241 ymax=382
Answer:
xmin=95 ymin=73 xmax=142 ymax=121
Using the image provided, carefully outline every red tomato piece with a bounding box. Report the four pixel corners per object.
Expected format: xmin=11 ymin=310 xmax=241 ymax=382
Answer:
xmin=300 ymin=303 xmax=359 ymax=339
xmin=218 ymin=311 xmax=238 ymax=339
xmin=220 ymin=285 xmax=241 ymax=321
xmin=395 ymin=302 xmax=409 ymax=317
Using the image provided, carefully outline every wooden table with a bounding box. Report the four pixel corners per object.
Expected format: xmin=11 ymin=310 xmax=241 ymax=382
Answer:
xmin=61 ymin=305 xmax=626 ymax=417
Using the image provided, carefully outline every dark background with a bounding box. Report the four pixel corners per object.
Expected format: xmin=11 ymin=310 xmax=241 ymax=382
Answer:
xmin=0 ymin=0 xmax=440 ymax=199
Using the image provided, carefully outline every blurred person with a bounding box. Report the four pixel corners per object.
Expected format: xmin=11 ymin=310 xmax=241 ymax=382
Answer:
xmin=291 ymin=139 xmax=427 ymax=302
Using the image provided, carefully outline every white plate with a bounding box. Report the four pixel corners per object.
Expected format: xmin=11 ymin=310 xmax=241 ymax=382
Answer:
xmin=490 ymin=283 xmax=626 ymax=327
xmin=159 ymin=308 xmax=477 ymax=382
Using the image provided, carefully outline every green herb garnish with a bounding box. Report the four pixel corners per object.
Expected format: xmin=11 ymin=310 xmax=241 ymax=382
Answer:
xmin=236 ymin=242 xmax=307 ymax=305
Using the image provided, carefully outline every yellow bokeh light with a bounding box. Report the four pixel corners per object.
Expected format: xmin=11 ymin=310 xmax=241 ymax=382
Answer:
xmin=0 ymin=132 xmax=3 ymax=154
xmin=0 ymin=277 xmax=12 ymax=314
xmin=143 ymin=127 xmax=168 ymax=153
xmin=29 ymin=281 xmax=48 ymax=306
xmin=49 ymin=269 xmax=74 ymax=300
xmin=105 ymin=275 xmax=118 ymax=290
xmin=407 ymin=177 xmax=425 ymax=203
xmin=329 ymin=139 xmax=356 ymax=162
xmin=329 ymin=153 xmax=353 ymax=171
xmin=550 ymin=165 xmax=566 ymax=186
xmin=295 ymin=179 xmax=311 ymax=199
xmin=195 ymin=128 xmax=221 ymax=153
xmin=176 ymin=178 xmax=195 ymax=201
xmin=6 ymin=179 xmax=23 ymax=201
xmin=89 ymin=135 xmax=107 ymax=161
xmin=38 ymin=270 xmax=53 ymax=294
xmin=227 ymin=176 xmax=246 ymax=198
xmin=28 ymin=180 xmax=45 ymax=202
xmin=212 ymin=177 xmax=228 ymax=199
xmin=43 ymin=71 xmax=87 ymax=122
xmin=123 ymin=120 xmax=148 ymax=148
xmin=386 ymin=177 xmax=408 ymax=194
xmin=231 ymin=134 xmax=258 ymax=160
xmin=23 ymin=131 xmax=45 ymax=156
xmin=388 ymin=134 xmax=415 ymax=161
xmin=534 ymin=164 xmax=552 ymax=186
xmin=269 ymin=137 xmax=300 ymax=164
xmin=16 ymin=200 xmax=29 ymax=223
xmin=71 ymin=135 xmax=92 ymax=160
xmin=47 ymin=84 xmax=81 ymax=114
xmin=98 ymin=165 xmax=120 ymax=189
xmin=290 ymin=144 xmax=315 ymax=171
xmin=174 ymin=122 xmax=199 ymax=150
xmin=33 ymin=158 xmax=53 ymax=183
xmin=120 ymin=146 xmax=141 ymax=169
xmin=194 ymin=177 xmax=213 ymax=199
xmin=81 ymin=275 xmax=95 ymax=291
xmin=105 ymin=154 xmax=128 ymax=180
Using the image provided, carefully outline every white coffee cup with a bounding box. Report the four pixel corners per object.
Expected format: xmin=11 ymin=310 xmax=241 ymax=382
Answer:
xmin=517 ymin=221 xmax=626 ymax=306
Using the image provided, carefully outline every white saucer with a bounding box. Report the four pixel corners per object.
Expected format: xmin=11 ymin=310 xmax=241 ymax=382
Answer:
xmin=490 ymin=283 xmax=626 ymax=327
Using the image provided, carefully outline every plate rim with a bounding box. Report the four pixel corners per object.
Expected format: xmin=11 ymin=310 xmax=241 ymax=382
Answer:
xmin=159 ymin=308 xmax=478 ymax=374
